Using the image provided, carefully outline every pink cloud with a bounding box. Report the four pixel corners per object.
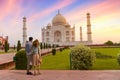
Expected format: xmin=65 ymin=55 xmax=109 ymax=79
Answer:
xmin=29 ymin=0 xmax=76 ymax=22
xmin=65 ymin=0 xmax=120 ymax=23
xmin=64 ymin=0 xmax=120 ymax=43
xmin=0 ymin=0 xmax=26 ymax=22
xmin=4 ymin=0 xmax=27 ymax=28
xmin=0 ymin=0 xmax=17 ymax=20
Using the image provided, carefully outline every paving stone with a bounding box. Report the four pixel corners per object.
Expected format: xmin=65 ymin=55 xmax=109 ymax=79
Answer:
xmin=0 ymin=70 xmax=120 ymax=80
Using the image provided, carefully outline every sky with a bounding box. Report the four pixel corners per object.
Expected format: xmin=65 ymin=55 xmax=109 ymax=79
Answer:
xmin=0 ymin=0 xmax=120 ymax=46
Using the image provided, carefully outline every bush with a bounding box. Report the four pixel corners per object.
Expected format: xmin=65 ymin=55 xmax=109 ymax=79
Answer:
xmin=15 ymin=50 xmax=27 ymax=69
xmin=117 ymin=53 xmax=120 ymax=65
xmin=52 ymin=48 xmax=56 ymax=55
xmin=60 ymin=48 xmax=62 ymax=52
xmin=70 ymin=44 xmax=95 ymax=70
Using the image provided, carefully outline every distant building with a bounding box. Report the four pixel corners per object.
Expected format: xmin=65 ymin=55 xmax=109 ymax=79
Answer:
xmin=41 ymin=11 xmax=92 ymax=46
xmin=0 ymin=36 xmax=8 ymax=47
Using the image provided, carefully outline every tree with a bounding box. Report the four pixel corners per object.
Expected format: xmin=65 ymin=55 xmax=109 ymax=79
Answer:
xmin=46 ymin=43 xmax=48 ymax=49
xmin=114 ymin=42 xmax=120 ymax=46
xmin=104 ymin=40 xmax=113 ymax=45
xmin=7 ymin=43 xmax=9 ymax=50
xmin=52 ymin=44 xmax=55 ymax=48
xmin=56 ymin=44 xmax=59 ymax=47
xmin=14 ymin=45 xmax=16 ymax=50
xmin=44 ymin=42 xmax=46 ymax=49
xmin=4 ymin=41 xmax=8 ymax=52
xmin=17 ymin=40 xmax=21 ymax=51
xmin=49 ymin=44 xmax=51 ymax=48
xmin=40 ymin=42 xmax=43 ymax=49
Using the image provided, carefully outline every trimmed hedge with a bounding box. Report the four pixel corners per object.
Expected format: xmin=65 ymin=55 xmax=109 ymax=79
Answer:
xmin=70 ymin=44 xmax=95 ymax=70
xmin=95 ymin=52 xmax=113 ymax=59
xmin=15 ymin=50 xmax=27 ymax=70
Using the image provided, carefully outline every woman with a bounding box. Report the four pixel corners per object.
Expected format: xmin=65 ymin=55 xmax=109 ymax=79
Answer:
xmin=32 ymin=39 xmax=42 ymax=75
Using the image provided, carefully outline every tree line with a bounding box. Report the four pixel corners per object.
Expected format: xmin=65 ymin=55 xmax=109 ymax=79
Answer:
xmin=104 ymin=40 xmax=120 ymax=46
xmin=16 ymin=40 xmax=59 ymax=52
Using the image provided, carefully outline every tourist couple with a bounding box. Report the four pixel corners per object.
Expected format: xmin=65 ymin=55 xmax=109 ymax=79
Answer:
xmin=25 ymin=37 xmax=42 ymax=75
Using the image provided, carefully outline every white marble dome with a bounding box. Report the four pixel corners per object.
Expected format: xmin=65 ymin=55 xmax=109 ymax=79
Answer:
xmin=52 ymin=12 xmax=66 ymax=25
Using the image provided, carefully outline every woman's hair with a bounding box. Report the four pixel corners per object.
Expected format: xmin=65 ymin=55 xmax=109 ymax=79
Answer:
xmin=33 ymin=39 xmax=39 ymax=47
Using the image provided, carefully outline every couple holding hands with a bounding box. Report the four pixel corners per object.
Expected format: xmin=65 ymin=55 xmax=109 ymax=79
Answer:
xmin=25 ymin=37 xmax=42 ymax=75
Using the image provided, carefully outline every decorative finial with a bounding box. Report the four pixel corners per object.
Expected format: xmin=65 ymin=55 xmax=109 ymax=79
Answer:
xmin=23 ymin=16 xmax=26 ymax=19
xmin=87 ymin=12 xmax=90 ymax=15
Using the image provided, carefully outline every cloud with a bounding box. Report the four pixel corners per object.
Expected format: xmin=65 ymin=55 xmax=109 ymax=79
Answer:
xmin=0 ymin=0 xmax=17 ymax=20
xmin=65 ymin=0 xmax=120 ymax=24
xmin=63 ymin=0 xmax=120 ymax=43
xmin=29 ymin=0 xmax=76 ymax=22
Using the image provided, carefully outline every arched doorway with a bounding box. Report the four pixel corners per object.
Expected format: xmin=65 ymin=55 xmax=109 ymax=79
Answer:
xmin=54 ymin=31 xmax=61 ymax=42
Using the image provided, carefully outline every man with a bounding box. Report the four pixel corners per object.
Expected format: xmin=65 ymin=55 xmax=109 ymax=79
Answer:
xmin=25 ymin=37 xmax=33 ymax=75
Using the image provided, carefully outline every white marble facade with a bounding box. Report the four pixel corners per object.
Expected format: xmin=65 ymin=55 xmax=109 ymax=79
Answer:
xmin=42 ymin=11 xmax=92 ymax=46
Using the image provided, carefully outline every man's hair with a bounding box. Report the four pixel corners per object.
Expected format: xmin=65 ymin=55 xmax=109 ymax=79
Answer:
xmin=29 ymin=37 xmax=33 ymax=41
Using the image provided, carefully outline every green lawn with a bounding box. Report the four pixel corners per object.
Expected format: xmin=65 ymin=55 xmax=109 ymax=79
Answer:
xmin=41 ymin=49 xmax=70 ymax=70
xmin=40 ymin=47 xmax=120 ymax=70
xmin=91 ymin=47 xmax=120 ymax=70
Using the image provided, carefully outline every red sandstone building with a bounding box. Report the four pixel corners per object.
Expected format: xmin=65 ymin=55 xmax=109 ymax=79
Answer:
xmin=0 ymin=36 xmax=8 ymax=48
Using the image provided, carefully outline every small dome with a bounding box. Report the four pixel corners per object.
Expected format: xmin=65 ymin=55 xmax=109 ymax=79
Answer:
xmin=52 ymin=12 xmax=66 ymax=25
xmin=47 ymin=23 xmax=51 ymax=29
xmin=47 ymin=23 xmax=51 ymax=26
xmin=65 ymin=23 xmax=70 ymax=28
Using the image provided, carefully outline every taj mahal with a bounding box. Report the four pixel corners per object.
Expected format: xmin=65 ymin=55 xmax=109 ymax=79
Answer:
xmin=22 ymin=11 xmax=92 ymax=46
xmin=41 ymin=11 xmax=92 ymax=46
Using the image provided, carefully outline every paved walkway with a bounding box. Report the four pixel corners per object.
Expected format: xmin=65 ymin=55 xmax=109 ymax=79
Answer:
xmin=0 ymin=53 xmax=15 ymax=65
xmin=0 ymin=70 xmax=120 ymax=80
xmin=0 ymin=48 xmax=59 ymax=66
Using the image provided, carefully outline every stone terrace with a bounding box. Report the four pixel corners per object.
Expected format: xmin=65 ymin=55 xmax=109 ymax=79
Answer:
xmin=0 ymin=70 xmax=120 ymax=80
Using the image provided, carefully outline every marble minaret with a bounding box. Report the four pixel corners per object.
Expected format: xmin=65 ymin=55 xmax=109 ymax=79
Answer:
xmin=80 ymin=27 xmax=82 ymax=41
xmin=22 ymin=17 xmax=27 ymax=47
xmin=87 ymin=13 xmax=92 ymax=42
